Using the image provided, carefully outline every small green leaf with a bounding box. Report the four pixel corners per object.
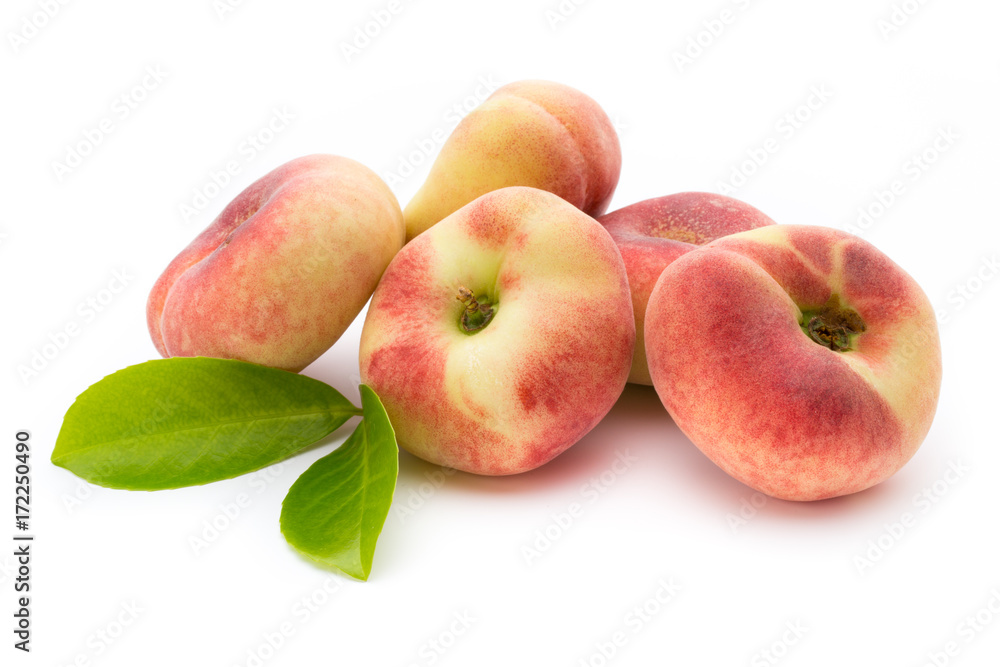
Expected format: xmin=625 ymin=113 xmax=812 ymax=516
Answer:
xmin=280 ymin=385 xmax=398 ymax=581
xmin=52 ymin=357 xmax=360 ymax=490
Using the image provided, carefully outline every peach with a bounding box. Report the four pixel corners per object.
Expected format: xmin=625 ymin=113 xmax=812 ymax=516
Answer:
xmin=598 ymin=193 xmax=775 ymax=384
xmin=360 ymin=186 xmax=634 ymax=475
xmin=148 ymin=154 xmax=404 ymax=372
xmin=645 ymin=225 xmax=942 ymax=501
xmin=403 ymin=80 xmax=621 ymax=241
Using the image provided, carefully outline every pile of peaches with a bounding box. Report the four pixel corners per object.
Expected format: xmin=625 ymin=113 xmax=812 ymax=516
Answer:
xmin=148 ymin=80 xmax=942 ymax=502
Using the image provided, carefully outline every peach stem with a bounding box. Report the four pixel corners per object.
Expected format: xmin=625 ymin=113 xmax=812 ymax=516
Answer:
xmin=456 ymin=286 xmax=495 ymax=333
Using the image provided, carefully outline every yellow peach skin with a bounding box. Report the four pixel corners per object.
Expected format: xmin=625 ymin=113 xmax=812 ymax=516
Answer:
xmin=361 ymin=187 xmax=634 ymax=475
xmin=645 ymin=225 xmax=942 ymax=501
xmin=148 ymin=154 xmax=405 ymax=372
xmin=403 ymin=80 xmax=621 ymax=241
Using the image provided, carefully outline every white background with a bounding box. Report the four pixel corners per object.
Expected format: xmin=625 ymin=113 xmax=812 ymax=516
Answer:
xmin=3 ymin=0 xmax=1000 ymax=665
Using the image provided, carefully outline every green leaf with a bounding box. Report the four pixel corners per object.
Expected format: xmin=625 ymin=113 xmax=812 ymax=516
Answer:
xmin=280 ymin=385 xmax=398 ymax=581
xmin=52 ymin=357 xmax=361 ymax=490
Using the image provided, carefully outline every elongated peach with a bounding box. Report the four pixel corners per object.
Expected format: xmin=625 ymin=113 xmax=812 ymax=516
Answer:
xmin=404 ymin=80 xmax=621 ymax=241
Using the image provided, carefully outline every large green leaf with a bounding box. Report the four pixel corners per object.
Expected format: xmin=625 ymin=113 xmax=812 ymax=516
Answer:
xmin=52 ymin=357 xmax=360 ymax=490
xmin=280 ymin=385 xmax=398 ymax=581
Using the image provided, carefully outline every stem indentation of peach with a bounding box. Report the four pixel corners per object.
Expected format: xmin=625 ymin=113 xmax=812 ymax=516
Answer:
xmin=801 ymin=295 xmax=866 ymax=352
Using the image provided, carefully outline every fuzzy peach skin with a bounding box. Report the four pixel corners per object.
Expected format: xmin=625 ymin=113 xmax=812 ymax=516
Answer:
xmin=360 ymin=187 xmax=634 ymax=475
xmin=645 ymin=225 xmax=942 ymax=501
xmin=403 ymin=80 xmax=621 ymax=241
xmin=148 ymin=154 xmax=404 ymax=372
xmin=599 ymin=192 xmax=775 ymax=385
